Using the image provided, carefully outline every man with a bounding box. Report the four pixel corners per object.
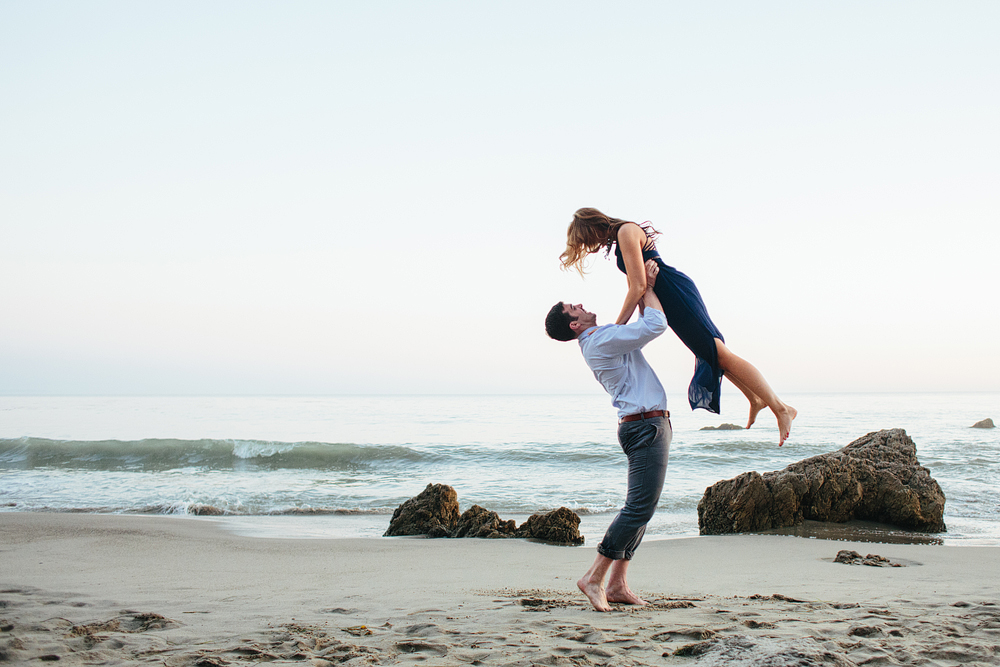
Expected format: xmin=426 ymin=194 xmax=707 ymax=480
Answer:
xmin=545 ymin=259 xmax=670 ymax=612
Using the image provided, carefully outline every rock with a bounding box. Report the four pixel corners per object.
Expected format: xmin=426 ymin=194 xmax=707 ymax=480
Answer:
xmin=515 ymin=507 xmax=585 ymax=545
xmin=385 ymin=486 xmax=583 ymax=543
xmin=384 ymin=483 xmax=460 ymax=537
xmin=834 ymin=549 xmax=863 ymax=564
xmin=861 ymin=554 xmax=892 ymax=567
xmin=188 ymin=504 xmax=225 ymax=516
xmin=452 ymin=505 xmax=516 ymax=539
xmin=697 ymin=428 xmax=946 ymax=535
xmin=834 ymin=550 xmax=903 ymax=567
xmin=700 ymin=423 xmax=744 ymax=431
xmin=971 ymin=418 xmax=995 ymax=429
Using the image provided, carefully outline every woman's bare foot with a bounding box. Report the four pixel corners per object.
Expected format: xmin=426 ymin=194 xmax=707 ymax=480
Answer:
xmin=577 ymin=576 xmax=611 ymax=612
xmin=776 ymin=405 xmax=798 ymax=446
xmin=746 ymin=395 xmax=767 ymax=429
xmin=606 ymin=583 xmax=647 ymax=606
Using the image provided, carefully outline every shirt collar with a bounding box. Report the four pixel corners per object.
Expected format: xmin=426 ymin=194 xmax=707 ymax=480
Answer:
xmin=577 ymin=325 xmax=601 ymax=343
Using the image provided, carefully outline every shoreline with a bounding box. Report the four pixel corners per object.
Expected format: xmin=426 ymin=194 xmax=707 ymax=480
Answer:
xmin=2 ymin=513 xmax=999 ymax=665
xmin=5 ymin=508 xmax=990 ymax=546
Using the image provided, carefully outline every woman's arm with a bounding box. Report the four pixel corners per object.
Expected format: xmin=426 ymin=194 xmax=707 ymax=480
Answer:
xmin=614 ymin=223 xmax=649 ymax=325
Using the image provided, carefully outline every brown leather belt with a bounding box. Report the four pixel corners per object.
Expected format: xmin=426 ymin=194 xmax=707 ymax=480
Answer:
xmin=620 ymin=409 xmax=669 ymax=424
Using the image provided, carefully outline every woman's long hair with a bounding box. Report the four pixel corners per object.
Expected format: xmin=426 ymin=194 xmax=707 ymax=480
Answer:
xmin=559 ymin=207 xmax=660 ymax=275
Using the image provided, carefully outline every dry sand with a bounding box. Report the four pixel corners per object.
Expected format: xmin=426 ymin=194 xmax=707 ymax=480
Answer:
xmin=1 ymin=513 xmax=998 ymax=666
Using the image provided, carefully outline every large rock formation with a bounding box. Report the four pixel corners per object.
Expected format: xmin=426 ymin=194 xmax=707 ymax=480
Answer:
xmin=697 ymin=429 xmax=946 ymax=535
xmin=452 ymin=505 xmax=517 ymax=539
xmin=971 ymin=418 xmax=995 ymax=429
xmin=515 ymin=507 xmax=585 ymax=545
xmin=383 ymin=483 xmax=460 ymax=537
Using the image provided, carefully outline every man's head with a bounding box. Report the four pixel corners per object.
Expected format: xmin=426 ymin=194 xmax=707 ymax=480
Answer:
xmin=545 ymin=301 xmax=597 ymax=341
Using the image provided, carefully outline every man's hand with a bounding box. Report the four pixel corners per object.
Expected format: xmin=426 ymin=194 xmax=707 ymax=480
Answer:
xmin=640 ymin=259 xmax=664 ymax=315
xmin=644 ymin=259 xmax=659 ymax=292
xmin=638 ymin=261 xmax=658 ymax=315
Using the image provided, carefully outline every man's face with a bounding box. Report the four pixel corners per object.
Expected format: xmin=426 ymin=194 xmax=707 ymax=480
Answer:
xmin=563 ymin=302 xmax=597 ymax=333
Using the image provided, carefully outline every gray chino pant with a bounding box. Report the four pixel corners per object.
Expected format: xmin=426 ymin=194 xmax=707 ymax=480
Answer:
xmin=596 ymin=415 xmax=671 ymax=561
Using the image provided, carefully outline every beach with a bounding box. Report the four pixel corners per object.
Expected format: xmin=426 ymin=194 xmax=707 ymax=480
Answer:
xmin=2 ymin=514 xmax=999 ymax=665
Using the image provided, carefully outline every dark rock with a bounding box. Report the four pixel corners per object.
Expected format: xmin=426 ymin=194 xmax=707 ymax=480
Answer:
xmin=188 ymin=504 xmax=225 ymax=516
xmin=700 ymin=423 xmax=744 ymax=431
xmin=971 ymin=418 xmax=995 ymax=429
xmin=452 ymin=505 xmax=516 ymax=539
xmin=697 ymin=429 xmax=946 ymax=535
xmin=833 ymin=550 xmax=903 ymax=567
xmin=834 ymin=549 xmax=863 ymax=564
xmin=384 ymin=484 xmax=459 ymax=537
xmin=384 ymin=486 xmax=581 ymax=543
xmin=861 ymin=554 xmax=893 ymax=567
xmin=515 ymin=507 xmax=584 ymax=545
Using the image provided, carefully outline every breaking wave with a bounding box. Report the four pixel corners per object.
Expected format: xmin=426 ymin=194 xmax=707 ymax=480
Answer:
xmin=0 ymin=437 xmax=438 ymax=471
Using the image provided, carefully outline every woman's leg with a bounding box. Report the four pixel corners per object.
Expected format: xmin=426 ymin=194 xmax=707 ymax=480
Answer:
xmin=724 ymin=373 xmax=768 ymax=429
xmin=715 ymin=339 xmax=797 ymax=445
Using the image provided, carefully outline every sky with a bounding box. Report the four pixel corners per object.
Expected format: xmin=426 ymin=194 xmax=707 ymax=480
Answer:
xmin=2 ymin=1 xmax=998 ymax=397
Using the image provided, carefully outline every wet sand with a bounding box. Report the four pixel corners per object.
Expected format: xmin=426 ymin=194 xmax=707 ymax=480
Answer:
xmin=1 ymin=513 xmax=999 ymax=665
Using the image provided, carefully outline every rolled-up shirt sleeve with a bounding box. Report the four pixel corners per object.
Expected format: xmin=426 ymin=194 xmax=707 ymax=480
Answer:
xmin=592 ymin=308 xmax=667 ymax=357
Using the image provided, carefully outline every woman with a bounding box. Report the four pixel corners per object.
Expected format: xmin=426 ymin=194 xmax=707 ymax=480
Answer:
xmin=560 ymin=207 xmax=796 ymax=446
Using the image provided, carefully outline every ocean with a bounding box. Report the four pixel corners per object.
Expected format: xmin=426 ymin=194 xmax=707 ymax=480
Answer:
xmin=1 ymin=392 xmax=997 ymax=545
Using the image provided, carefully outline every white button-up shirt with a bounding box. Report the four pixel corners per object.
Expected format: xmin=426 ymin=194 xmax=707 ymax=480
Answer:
xmin=578 ymin=307 xmax=668 ymax=420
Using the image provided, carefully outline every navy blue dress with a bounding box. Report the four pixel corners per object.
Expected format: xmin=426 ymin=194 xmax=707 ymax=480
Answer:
xmin=615 ymin=243 xmax=725 ymax=413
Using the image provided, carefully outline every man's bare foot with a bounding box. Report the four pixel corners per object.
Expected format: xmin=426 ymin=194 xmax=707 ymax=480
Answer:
xmin=606 ymin=583 xmax=647 ymax=606
xmin=577 ymin=576 xmax=611 ymax=612
xmin=746 ymin=396 xmax=767 ymax=429
xmin=776 ymin=405 xmax=798 ymax=446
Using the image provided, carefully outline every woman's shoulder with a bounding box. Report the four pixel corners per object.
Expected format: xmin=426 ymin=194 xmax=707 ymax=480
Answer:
xmin=618 ymin=220 xmax=644 ymax=233
xmin=615 ymin=221 xmax=652 ymax=247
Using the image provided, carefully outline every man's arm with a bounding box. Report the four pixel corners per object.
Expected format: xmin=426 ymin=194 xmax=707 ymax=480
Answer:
xmin=638 ymin=259 xmax=663 ymax=315
xmin=591 ymin=260 xmax=666 ymax=356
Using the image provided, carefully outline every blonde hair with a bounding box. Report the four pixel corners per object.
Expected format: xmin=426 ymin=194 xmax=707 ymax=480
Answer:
xmin=559 ymin=208 xmax=660 ymax=275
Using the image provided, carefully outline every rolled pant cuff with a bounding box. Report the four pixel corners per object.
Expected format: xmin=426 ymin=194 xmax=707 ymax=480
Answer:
xmin=596 ymin=543 xmax=632 ymax=561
